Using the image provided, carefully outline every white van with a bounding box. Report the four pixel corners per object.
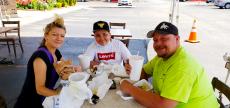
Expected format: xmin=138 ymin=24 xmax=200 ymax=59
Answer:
xmin=118 ymin=0 xmax=132 ymax=6
xmin=214 ymin=0 xmax=230 ymax=9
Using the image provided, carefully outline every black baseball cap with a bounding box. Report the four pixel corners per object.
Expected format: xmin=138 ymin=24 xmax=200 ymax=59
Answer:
xmin=147 ymin=21 xmax=178 ymax=38
xmin=93 ymin=21 xmax=110 ymax=33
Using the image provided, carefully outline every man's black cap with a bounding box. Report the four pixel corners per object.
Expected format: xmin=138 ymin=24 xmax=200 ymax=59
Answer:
xmin=93 ymin=21 xmax=110 ymax=33
xmin=147 ymin=21 xmax=178 ymax=38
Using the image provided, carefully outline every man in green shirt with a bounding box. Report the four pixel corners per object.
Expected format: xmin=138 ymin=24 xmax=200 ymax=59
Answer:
xmin=121 ymin=22 xmax=219 ymax=108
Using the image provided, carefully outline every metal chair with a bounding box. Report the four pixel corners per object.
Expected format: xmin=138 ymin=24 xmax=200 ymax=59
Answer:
xmin=212 ymin=77 xmax=230 ymax=108
xmin=1 ymin=21 xmax=24 ymax=57
xmin=0 ymin=95 xmax=7 ymax=108
xmin=109 ymin=22 xmax=126 ymax=29
xmin=120 ymin=39 xmax=129 ymax=47
xmin=109 ymin=22 xmax=129 ymax=43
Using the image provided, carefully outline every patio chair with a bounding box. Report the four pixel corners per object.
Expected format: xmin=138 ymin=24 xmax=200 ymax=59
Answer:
xmin=1 ymin=21 xmax=24 ymax=57
xmin=109 ymin=22 xmax=126 ymax=29
xmin=120 ymin=39 xmax=129 ymax=47
xmin=109 ymin=22 xmax=130 ymax=44
xmin=0 ymin=95 xmax=7 ymax=108
xmin=212 ymin=77 xmax=230 ymax=108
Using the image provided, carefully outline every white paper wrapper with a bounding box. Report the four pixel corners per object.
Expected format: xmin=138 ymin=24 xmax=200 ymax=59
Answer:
xmin=59 ymin=72 xmax=92 ymax=108
xmin=117 ymin=79 xmax=153 ymax=100
xmin=88 ymin=72 xmax=113 ymax=99
xmin=112 ymin=64 xmax=129 ymax=77
xmin=133 ymin=79 xmax=153 ymax=91
xmin=59 ymin=87 xmax=86 ymax=108
xmin=116 ymin=90 xmax=133 ymax=100
xmin=42 ymin=95 xmax=59 ymax=108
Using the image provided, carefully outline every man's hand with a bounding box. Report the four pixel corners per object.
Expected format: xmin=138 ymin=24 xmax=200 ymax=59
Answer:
xmin=90 ymin=60 xmax=100 ymax=68
xmin=120 ymin=80 xmax=133 ymax=94
xmin=124 ymin=63 xmax=132 ymax=75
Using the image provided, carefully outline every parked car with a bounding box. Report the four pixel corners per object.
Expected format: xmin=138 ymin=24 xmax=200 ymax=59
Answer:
xmin=179 ymin=0 xmax=188 ymax=2
xmin=118 ymin=0 xmax=132 ymax=6
xmin=214 ymin=0 xmax=230 ymax=9
xmin=206 ymin=0 xmax=215 ymax=3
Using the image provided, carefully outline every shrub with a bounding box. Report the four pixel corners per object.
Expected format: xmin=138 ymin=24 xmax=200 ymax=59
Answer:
xmin=73 ymin=0 xmax=77 ymax=5
xmin=48 ymin=3 xmax=55 ymax=10
xmin=16 ymin=0 xmax=78 ymax=10
xmin=43 ymin=3 xmax=49 ymax=10
xmin=56 ymin=2 xmax=62 ymax=8
xmin=31 ymin=0 xmax=38 ymax=10
xmin=57 ymin=0 xmax=64 ymax=3
xmin=27 ymin=3 xmax=33 ymax=9
xmin=63 ymin=2 xmax=68 ymax=7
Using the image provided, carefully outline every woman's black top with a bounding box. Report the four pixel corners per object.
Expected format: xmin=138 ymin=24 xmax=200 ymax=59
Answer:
xmin=14 ymin=47 xmax=62 ymax=108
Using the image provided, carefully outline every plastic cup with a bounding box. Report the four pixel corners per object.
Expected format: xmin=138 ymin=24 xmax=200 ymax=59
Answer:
xmin=78 ymin=54 xmax=91 ymax=71
xmin=129 ymin=55 xmax=144 ymax=81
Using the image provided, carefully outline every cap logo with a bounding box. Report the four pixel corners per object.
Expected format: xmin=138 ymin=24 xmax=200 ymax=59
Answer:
xmin=160 ymin=23 xmax=168 ymax=29
xmin=98 ymin=23 xmax=105 ymax=28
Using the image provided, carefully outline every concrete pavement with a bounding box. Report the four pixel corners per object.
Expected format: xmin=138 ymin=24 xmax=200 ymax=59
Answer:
xmin=7 ymin=1 xmax=134 ymax=26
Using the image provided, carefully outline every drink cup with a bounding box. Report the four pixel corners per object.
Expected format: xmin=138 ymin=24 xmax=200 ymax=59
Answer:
xmin=129 ymin=55 xmax=144 ymax=81
xmin=78 ymin=54 xmax=91 ymax=71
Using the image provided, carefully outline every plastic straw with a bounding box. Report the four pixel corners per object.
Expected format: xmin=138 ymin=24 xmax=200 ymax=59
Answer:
xmin=137 ymin=51 xmax=139 ymax=56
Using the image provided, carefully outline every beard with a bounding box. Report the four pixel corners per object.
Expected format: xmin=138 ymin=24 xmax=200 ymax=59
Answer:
xmin=154 ymin=46 xmax=169 ymax=58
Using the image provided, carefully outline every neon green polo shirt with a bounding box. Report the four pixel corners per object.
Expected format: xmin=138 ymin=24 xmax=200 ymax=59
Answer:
xmin=144 ymin=46 xmax=219 ymax=108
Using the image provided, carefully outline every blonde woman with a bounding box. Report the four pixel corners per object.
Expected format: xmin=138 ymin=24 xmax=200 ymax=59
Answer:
xmin=14 ymin=15 xmax=81 ymax=108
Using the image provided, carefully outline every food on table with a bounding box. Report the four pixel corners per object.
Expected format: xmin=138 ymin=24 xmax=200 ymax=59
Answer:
xmin=90 ymin=66 xmax=97 ymax=74
xmin=53 ymin=59 xmax=75 ymax=79
xmin=92 ymin=88 xmax=97 ymax=95
xmin=113 ymin=77 xmax=121 ymax=85
xmin=138 ymin=83 xmax=149 ymax=91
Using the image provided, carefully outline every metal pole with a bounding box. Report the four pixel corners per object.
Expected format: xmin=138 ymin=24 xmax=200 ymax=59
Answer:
xmin=225 ymin=71 xmax=230 ymax=84
xmin=225 ymin=62 xmax=230 ymax=84
xmin=176 ymin=0 xmax=179 ymax=26
xmin=169 ymin=0 xmax=179 ymax=25
xmin=170 ymin=0 xmax=176 ymax=23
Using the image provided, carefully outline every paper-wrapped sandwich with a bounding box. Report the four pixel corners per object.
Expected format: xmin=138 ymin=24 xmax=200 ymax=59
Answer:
xmin=53 ymin=59 xmax=75 ymax=80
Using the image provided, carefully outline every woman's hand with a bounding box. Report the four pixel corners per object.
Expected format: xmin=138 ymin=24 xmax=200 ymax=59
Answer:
xmin=59 ymin=66 xmax=75 ymax=80
xmin=59 ymin=70 xmax=71 ymax=80
xmin=54 ymin=61 xmax=66 ymax=75
xmin=55 ymin=88 xmax=62 ymax=95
